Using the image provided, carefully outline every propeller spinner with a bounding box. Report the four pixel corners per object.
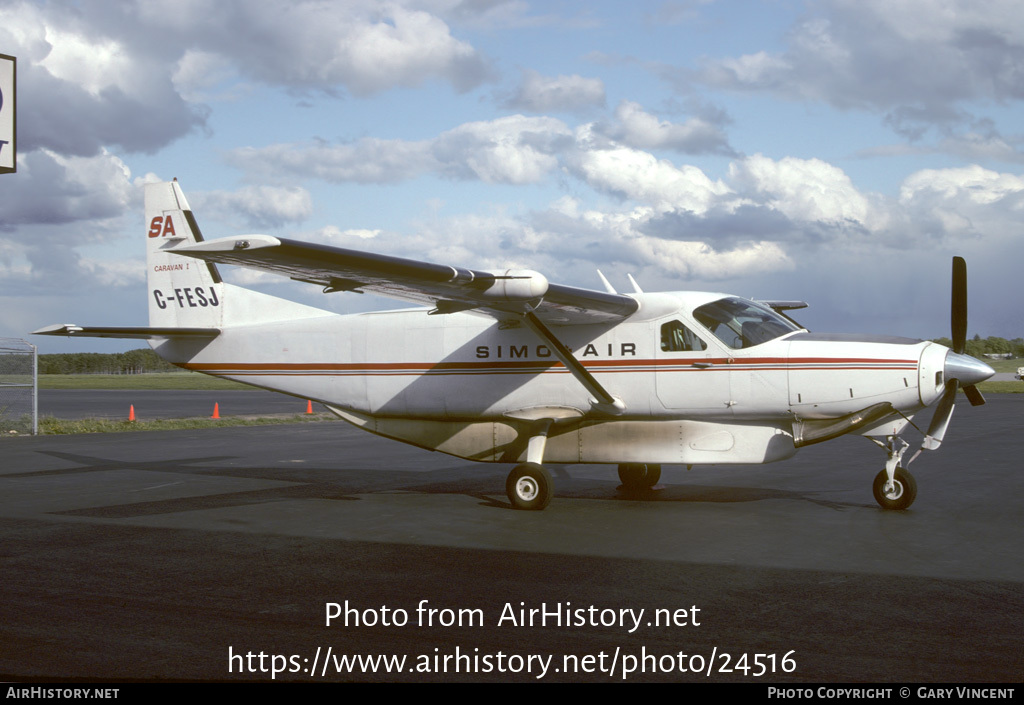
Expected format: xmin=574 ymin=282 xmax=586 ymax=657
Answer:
xmin=921 ymin=257 xmax=994 ymax=450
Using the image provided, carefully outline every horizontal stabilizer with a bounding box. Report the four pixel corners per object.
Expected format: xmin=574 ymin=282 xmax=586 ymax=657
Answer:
xmin=34 ymin=325 xmax=221 ymax=339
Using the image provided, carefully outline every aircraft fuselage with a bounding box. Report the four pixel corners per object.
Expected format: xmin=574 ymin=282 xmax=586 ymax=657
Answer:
xmin=158 ymin=291 xmax=947 ymax=466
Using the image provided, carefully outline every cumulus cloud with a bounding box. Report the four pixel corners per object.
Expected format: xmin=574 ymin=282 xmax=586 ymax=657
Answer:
xmin=697 ymin=0 xmax=1024 ymax=107
xmin=136 ymin=0 xmax=492 ymax=95
xmin=78 ymin=257 xmax=147 ymax=288
xmin=229 ymin=103 xmax=737 ymax=203
xmin=728 ymin=154 xmax=885 ymax=229
xmin=195 ymin=185 xmax=315 ymax=229
xmin=898 ymin=164 xmax=1024 ymax=238
xmin=0 ymin=149 xmax=135 ymax=229
xmin=431 ymin=115 xmax=573 ymax=183
xmin=504 ymin=69 xmax=606 ymax=113
xmin=224 ymin=107 xmax=1024 ymax=282
xmin=688 ymin=0 xmax=1024 ymax=152
xmin=172 ymin=50 xmax=240 ymax=103
xmin=0 ymin=0 xmax=492 ymax=159
xmin=567 ymin=134 xmax=733 ymax=213
xmin=630 ymin=237 xmax=792 ymax=281
xmin=0 ymin=2 xmax=207 ymax=157
xmin=900 ymin=164 xmax=1024 ymax=205
xmin=593 ymin=100 xmax=736 ymax=155
xmin=229 ymin=139 xmax=437 ymax=184
xmin=0 ymin=148 xmax=143 ymax=306
xmin=229 ymin=116 xmax=573 ymax=184
xmin=291 ymin=192 xmax=798 ymax=289
xmin=222 ymin=117 xmax=917 ymax=273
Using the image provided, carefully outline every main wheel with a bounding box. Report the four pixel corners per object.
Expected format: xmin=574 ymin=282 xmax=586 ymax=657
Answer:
xmin=506 ymin=462 xmax=553 ymax=510
xmin=872 ymin=467 xmax=917 ymax=510
xmin=617 ymin=463 xmax=662 ymax=490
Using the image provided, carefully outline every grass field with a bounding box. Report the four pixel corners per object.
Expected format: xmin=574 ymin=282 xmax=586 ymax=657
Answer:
xmin=38 ymin=372 xmax=253 ymax=391
xmin=35 ymin=413 xmax=337 ymax=435
xmin=978 ymin=380 xmax=1023 ymax=393
xmin=987 ymin=358 xmax=1024 ymax=373
xmin=977 ymin=357 xmax=1024 ymax=394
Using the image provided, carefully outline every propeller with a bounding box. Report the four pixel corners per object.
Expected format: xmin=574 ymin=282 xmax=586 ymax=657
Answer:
xmin=951 ymin=256 xmax=968 ymax=354
xmin=920 ymin=257 xmax=994 ymax=451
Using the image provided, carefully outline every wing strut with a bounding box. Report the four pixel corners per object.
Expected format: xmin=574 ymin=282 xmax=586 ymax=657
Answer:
xmin=522 ymin=311 xmax=625 ymax=416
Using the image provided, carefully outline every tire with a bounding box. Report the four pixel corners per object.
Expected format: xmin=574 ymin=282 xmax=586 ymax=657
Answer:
xmin=617 ymin=463 xmax=662 ymax=490
xmin=872 ymin=466 xmax=917 ymax=510
xmin=506 ymin=463 xmax=553 ymax=510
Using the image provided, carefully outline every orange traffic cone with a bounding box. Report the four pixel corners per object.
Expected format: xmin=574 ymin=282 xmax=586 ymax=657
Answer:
xmin=306 ymin=400 xmax=313 ymax=414
xmin=129 ymin=405 xmax=136 ymax=422
xmin=211 ymin=403 xmax=220 ymax=419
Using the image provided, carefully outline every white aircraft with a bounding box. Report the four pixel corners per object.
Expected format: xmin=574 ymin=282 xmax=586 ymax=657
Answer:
xmin=37 ymin=180 xmax=994 ymax=510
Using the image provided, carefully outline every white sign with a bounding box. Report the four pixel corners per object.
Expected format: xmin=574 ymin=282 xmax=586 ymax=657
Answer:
xmin=0 ymin=54 xmax=15 ymax=174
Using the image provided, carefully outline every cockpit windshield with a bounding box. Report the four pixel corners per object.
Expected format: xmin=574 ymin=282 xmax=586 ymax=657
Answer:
xmin=693 ymin=297 xmax=801 ymax=349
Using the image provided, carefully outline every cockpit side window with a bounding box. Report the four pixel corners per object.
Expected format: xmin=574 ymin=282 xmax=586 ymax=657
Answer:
xmin=693 ymin=297 xmax=799 ymax=349
xmin=660 ymin=320 xmax=708 ymax=352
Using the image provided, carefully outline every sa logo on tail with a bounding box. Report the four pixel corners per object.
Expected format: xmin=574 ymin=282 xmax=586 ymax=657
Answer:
xmin=148 ymin=216 xmax=177 ymax=238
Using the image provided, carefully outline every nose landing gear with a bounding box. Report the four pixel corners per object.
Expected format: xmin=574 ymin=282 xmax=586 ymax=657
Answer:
xmin=870 ymin=436 xmax=917 ymax=510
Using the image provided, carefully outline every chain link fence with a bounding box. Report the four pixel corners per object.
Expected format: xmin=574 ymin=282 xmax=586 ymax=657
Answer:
xmin=0 ymin=338 xmax=37 ymax=435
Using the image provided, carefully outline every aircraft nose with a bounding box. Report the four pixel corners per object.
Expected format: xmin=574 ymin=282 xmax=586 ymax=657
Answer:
xmin=944 ymin=350 xmax=995 ymax=387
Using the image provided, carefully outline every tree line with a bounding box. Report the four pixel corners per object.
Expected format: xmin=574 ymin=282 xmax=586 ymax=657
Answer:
xmin=39 ymin=349 xmax=179 ymax=375
xmin=931 ymin=336 xmax=1024 ymax=358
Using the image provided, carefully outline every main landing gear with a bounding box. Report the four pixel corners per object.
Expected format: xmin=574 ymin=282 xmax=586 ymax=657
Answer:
xmin=506 ymin=462 xmax=554 ymax=511
xmin=504 ymin=419 xmax=669 ymax=509
xmin=506 ymin=420 xmax=555 ymax=510
xmin=617 ymin=463 xmax=662 ymax=490
xmin=870 ymin=436 xmax=918 ymax=510
xmin=504 ymin=461 xmax=665 ymax=509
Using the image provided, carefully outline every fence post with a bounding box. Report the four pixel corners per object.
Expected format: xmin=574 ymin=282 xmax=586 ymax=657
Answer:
xmin=0 ymin=337 xmax=38 ymax=436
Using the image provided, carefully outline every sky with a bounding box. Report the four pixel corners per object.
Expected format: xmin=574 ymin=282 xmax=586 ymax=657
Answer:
xmin=2 ymin=0 xmax=1024 ymax=354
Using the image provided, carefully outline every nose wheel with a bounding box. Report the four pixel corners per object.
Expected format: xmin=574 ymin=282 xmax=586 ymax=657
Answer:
xmin=870 ymin=436 xmax=917 ymax=510
xmin=872 ymin=466 xmax=917 ymax=510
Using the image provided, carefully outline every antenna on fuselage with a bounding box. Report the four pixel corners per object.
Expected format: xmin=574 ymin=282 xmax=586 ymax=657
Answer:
xmin=596 ymin=270 xmax=617 ymax=294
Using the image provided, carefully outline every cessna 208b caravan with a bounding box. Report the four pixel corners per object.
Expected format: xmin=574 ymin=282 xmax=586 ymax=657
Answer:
xmin=37 ymin=180 xmax=994 ymax=511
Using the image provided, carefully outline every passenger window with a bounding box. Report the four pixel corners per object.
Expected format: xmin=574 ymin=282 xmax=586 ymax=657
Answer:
xmin=660 ymin=320 xmax=708 ymax=352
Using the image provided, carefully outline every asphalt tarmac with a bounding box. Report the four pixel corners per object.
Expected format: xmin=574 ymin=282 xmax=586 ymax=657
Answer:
xmin=1 ymin=395 xmax=1021 ymax=682
xmin=39 ymin=389 xmax=310 ymax=420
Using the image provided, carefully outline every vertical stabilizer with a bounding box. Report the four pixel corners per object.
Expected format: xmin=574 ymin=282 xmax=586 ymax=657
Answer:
xmin=145 ymin=180 xmax=332 ymax=330
xmin=146 ymin=180 xmax=224 ymax=328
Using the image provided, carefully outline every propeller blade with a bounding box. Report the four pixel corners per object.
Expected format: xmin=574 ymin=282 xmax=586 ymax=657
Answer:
xmin=951 ymin=256 xmax=967 ymax=354
xmin=916 ymin=257 xmax=990 ymax=459
xmin=922 ymin=381 xmax=958 ymax=450
xmin=962 ymin=384 xmax=986 ymax=407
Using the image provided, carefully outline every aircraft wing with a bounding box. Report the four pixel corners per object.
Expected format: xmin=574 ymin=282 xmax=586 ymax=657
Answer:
xmin=169 ymin=235 xmax=639 ymax=325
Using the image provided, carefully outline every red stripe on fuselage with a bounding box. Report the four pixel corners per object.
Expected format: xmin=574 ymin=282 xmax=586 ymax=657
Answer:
xmin=181 ymin=356 xmax=918 ymax=376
